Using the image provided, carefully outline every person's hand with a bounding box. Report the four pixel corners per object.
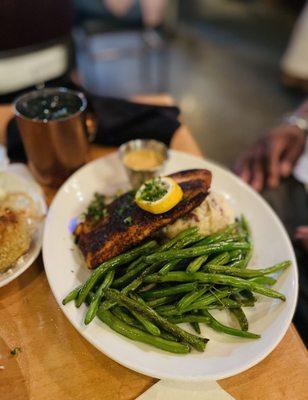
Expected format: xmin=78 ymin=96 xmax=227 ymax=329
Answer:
xmin=234 ymin=125 xmax=306 ymax=191
xmin=295 ymin=226 xmax=308 ymax=252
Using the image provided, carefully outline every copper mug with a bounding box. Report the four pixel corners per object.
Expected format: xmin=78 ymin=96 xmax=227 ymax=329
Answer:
xmin=14 ymin=87 xmax=91 ymax=187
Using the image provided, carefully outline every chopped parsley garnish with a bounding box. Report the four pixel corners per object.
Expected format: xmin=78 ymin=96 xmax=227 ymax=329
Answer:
xmin=84 ymin=193 xmax=108 ymax=223
xmin=118 ymin=203 xmax=128 ymax=217
xmin=117 ymin=190 xmax=136 ymax=217
xmin=137 ymin=178 xmax=168 ymax=202
xmin=124 ymin=216 xmax=132 ymax=225
xmin=10 ymin=347 xmax=21 ymax=356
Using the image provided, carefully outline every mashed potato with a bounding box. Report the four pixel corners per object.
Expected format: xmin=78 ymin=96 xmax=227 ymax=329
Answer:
xmin=165 ymin=192 xmax=235 ymax=238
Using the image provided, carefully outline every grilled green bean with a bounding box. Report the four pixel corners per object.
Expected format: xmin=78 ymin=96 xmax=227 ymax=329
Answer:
xmin=204 ymin=260 xmax=291 ymax=278
xmin=125 ymin=242 xmax=160 ymax=272
xmin=104 ymin=289 xmax=208 ymax=351
xmin=249 ymin=276 xmax=277 ymax=285
xmin=129 ymin=293 xmax=161 ymax=336
xmin=156 ymin=288 xmax=237 ymax=316
xmin=190 ymin=322 xmax=201 ymax=334
xmin=145 ymin=242 xmax=250 ymax=264
xmin=129 ymin=309 xmax=161 ymax=336
xmin=146 ymin=295 xmax=180 ymax=308
xmin=141 ymin=282 xmax=198 ymax=300
xmin=206 ymin=298 xmax=255 ymax=309
xmin=112 ymin=307 xmax=178 ymax=341
xmin=159 ymin=259 xmax=182 ymax=275
xmin=230 ymin=307 xmax=248 ymax=331
xmin=143 ymin=272 xmax=286 ymax=300
xmin=101 ymin=262 xmax=163 ymax=312
xmin=240 ymin=289 xmax=256 ymax=302
xmin=85 ymin=291 xmax=96 ymax=306
xmin=239 ymin=215 xmax=253 ymax=268
xmin=84 ymin=269 xmax=115 ymax=325
xmin=230 ymin=292 xmax=253 ymax=306
xmin=76 ymin=240 xmax=157 ymax=307
xmin=191 ymin=310 xmax=201 ymax=334
xmin=126 ymin=256 xmax=145 ymax=273
xmin=197 ymin=223 xmax=238 ymax=245
xmin=62 ymin=284 xmax=82 ymax=305
xmin=203 ymin=252 xmax=230 ymax=268
xmin=100 ymin=271 xmax=149 ymax=312
xmin=122 ymin=277 xmax=143 ymax=294
xmin=113 ymin=261 xmax=147 ymax=288
xmin=168 ymin=311 xmax=260 ymax=339
xmin=186 ymin=255 xmax=208 ymax=273
xmin=130 ymin=292 xmax=148 ymax=306
xmin=241 ymin=249 xmax=253 ymax=268
xmin=182 ymin=288 xmax=237 ymax=312
xmin=177 ymin=285 xmax=209 ymax=312
xmin=155 ymin=304 xmax=181 ymax=316
xmin=85 ymin=259 xmax=162 ymax=313
xmin=175 ymin=233 xmax=204 ymax=249
xmin=159 ymin=227 xmax=199 ymax=252
xmin=159 ymin=234 xmax=206 ymax=275
xmin=228 ymin=249 xmax=243 ymax=262
xmin=122 ymin=260 xmax=164 ymax=294
xmin=252 ymin=260 xmax=290 ymax=275
xmin=228 ymin=259 xmax=247 ymax=268
xmin=240 ymin=215 xmax=252 ymax=242
xmin=112 ymin=306 xmax=137 ymax=325
xmin=98 ymin=309 xmax=190 ymax=354
xmin=204 ymin=309 xmax=259 ymax=338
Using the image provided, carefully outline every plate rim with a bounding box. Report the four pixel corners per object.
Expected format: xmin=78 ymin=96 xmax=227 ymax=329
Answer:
xmin=43 ymin=150 xmax=299 ymax=381
xmin=0 ymin=171 xmax=47 ymax=288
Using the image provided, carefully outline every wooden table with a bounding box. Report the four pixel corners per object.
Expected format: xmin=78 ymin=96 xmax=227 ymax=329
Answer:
xmin=0 ymin=96 xmax=307 ymax=400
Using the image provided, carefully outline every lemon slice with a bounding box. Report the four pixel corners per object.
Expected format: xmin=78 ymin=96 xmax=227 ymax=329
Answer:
xmin=135 ymin=177 xmax=183 ymax=214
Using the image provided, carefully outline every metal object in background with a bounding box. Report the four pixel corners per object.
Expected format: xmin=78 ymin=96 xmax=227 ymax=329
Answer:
xmin=75 ymin=29 xmax=169 ymax=97
xmin=119 ymin=139 xmax=168 ymax=188
xmin=284 ymin=114 xmax=308 ymax=135
xmin=14 ymin=87 xmax=89 ymax=187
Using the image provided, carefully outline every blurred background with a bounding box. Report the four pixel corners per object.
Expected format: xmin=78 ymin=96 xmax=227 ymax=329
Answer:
xmin=2 ymin=0 xmax=306 ymax=166
xmin=73 ymin=0 xmax=306 ymax=166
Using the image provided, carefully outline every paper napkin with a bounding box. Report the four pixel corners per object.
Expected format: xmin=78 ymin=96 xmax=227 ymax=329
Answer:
xmin=136 ymin=380 xmax=235 ymax=400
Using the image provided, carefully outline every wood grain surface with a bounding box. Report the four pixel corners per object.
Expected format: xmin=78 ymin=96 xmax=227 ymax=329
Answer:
xmin=0 ymin=95 xmax=307 ymax=400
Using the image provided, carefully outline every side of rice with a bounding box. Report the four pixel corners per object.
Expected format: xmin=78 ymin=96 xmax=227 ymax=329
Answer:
xmin=165 ymin=192 xmax=235 ymax=238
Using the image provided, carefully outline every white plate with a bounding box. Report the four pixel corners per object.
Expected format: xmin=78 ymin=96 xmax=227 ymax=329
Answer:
xmin=0 ymin=165 xmax=47 ymax=287
xmin=43 ymin=151 xmax=298 ymax=381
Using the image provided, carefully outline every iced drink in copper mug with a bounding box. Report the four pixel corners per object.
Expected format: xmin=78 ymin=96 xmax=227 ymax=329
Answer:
xmin=14 ymin=87 xmax=89 ymax=187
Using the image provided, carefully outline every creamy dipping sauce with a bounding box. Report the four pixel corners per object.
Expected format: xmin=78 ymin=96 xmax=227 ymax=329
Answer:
xmin=123 ymin=149 xmax=164 ymax=171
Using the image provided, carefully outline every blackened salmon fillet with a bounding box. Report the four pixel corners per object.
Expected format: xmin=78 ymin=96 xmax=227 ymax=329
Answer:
xmin=74 ymin=169 xmax=212 ymax=269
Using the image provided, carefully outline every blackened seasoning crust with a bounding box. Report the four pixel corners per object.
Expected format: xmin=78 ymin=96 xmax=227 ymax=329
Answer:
xmin=74 ymin=169 xmax=212 ymax=269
